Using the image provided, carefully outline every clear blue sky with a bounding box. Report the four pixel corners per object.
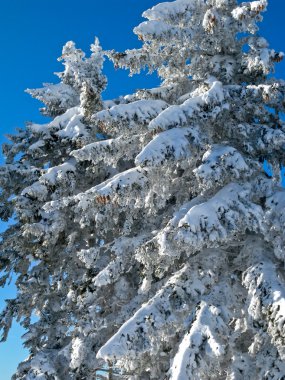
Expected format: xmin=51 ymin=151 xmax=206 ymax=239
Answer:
xmin=0 ymin=1 xmax=284 ymax=378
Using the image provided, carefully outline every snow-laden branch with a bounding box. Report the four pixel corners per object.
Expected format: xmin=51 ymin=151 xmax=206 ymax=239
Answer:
xmin=71 ymin=134 xmax=143 ymax=166
xmin=76 ymin=167 xmax=148 ymax=207
xmin=243 ymin=260 xmax=285 ymax=360
xmin=194 ymin=144 xmax=250 ymax=189
xmin=263 ymin=190 xmax=285 ymax=261
xmin=135 ymin=126 xmax=202 ymax=167
xmin=170 ymin=301 xmax=228 ymax=380
xmin=93 ymin=100 xmax=168 ymax=135
xmin=176 ymin=183 xmax=262 ymax=251
xmin=148 ymin=81 xmax=226 ymax=131
xmin=97 ymin=250 xmax=226 ymax=372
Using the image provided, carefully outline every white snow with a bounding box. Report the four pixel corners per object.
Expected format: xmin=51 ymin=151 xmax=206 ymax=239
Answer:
xmin=135 ymin=126 xmax=201 ymax=167
xmin=148 ymin=81 xmax=224 ymax=131
xmin=94 ymin=99 xmax=168 ymax=132
xmin=170 ymin=302 xmax=227 ymax=380
xmin=177 ymin=183 xmax=263 ymax=250
xmin=142 ymin=0 xmax=193 ymax=22
xmin=40 ymin=162 xmax=76 ymax=186
xmin=244 ymin=260 xmax=285 ymax=359
xmin=194 ymin=144 xmax=249 ymax=188
xmin=97 ymin=253 xmax=224 ymax=363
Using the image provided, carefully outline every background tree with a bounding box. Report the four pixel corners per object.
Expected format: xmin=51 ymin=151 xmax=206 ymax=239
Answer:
xmin=1 ymin=0 xmax=285 ymax=379
xmin=26 ymin=38 xmax=107 ymax=119
xmin=0 ymin=37 xmax=109 ymax=379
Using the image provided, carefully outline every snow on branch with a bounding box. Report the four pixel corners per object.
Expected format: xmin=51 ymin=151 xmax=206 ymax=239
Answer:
xmin=134 ymin=20 xmax=193 ymax=43
xmin=56 ymin=111 xmax=90 ymax=141
xmin=232 ymin=1 xmax=267 ymax=21
xmin=21 ymin=182 xmax=48 ymax=202
xmin=14 ymin=351 xmax=59 ymax=380
xmin=170 ymin=301 xmax=228 ymax=380
xmin=40 ymin=161 xmax=76 ymax=187
xmin=243 ymin=260 xmax=285 ymax=359
xmin=263 ymin=191 xmax=285 ymax=261
xmin=97 ymin=250 xmax=226 ymax=371
xmin=27 ymin=107 xmax=89 ymax=143
xmin=148 ymin=81 xmax=225 ymax=132
xmin=135 ymin=126 xmax=202 ymax=168
xmin=176 ymin=183 xmax=262 ymax=251
xmin=243 ymin=37 xmax=284 ymax=77
xmin=22 ymin=212 xmax=67 ymax=246
xmin=232 ymin=1 xmax=267 ymax=34
xmin=26 ymin=83 xmax=79 ymax=118
xmin=134 ymin=82 xmax=191 ymax=104
xmin=78 ymin=167 xmax=149 ymax=207
xmin=194 ymin=144 xmax=250 ymax=189
xmin=41 ymin=168 xmax=149 ymax=235
xmin=77 ymin=247 xmax=100 ymax=270
xmin=93 ymin=100 xmax=168 ymax=135
xmin=92 ymin=236 xmax=148 ymax=288
xmin=71 ymin=134 xmax=144 ymax=166
xmin=224 ymin=122 xmax=285 ymax=160
xmin=142 ymin=0 xmax=194 ymax=24
xmin=0 ymin=164 xmax=40 ymax=190
xmin=247 ymin=82 xmax=285 ymax=110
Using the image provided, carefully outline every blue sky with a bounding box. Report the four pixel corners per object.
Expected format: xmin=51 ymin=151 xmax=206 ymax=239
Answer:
xmin=0 ymin=0 xmax=284 ymax=378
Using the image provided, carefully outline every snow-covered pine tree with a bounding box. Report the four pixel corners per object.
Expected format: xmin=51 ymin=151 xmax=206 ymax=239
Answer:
xmin=1 ymin=0 xmax=285 ymax=379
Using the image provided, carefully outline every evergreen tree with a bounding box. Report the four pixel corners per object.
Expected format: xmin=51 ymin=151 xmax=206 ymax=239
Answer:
xmin=1 ymin=1 xmax=285 ymax=379
xmin=0 ymin=38 xmax=109 ymax=379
